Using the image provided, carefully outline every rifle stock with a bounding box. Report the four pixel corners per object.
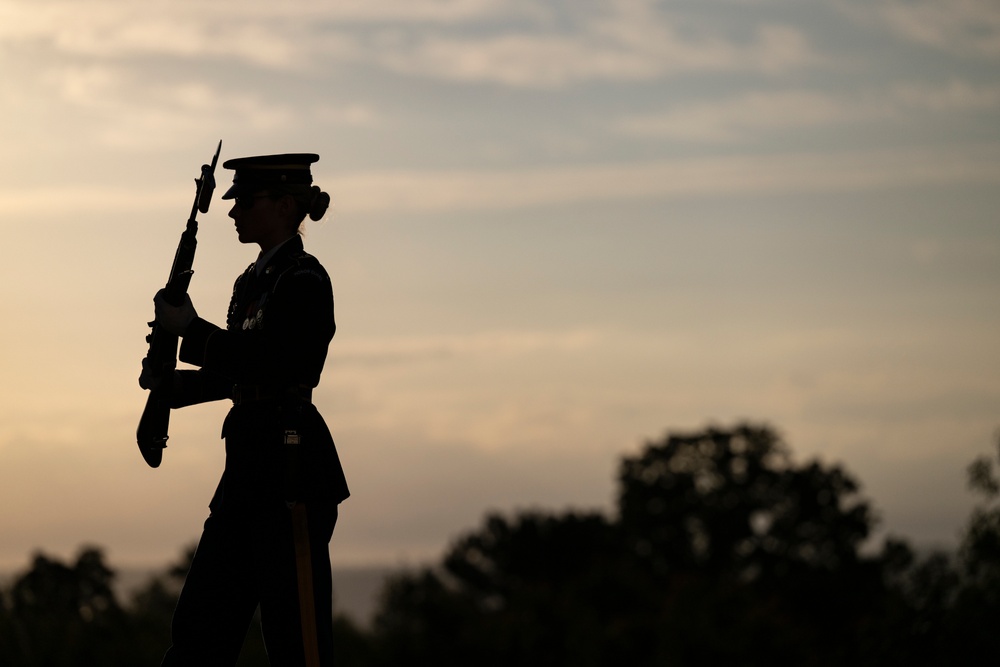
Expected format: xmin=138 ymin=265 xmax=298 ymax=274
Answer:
xmin=137 ymin=141 xmax=221 ymax=468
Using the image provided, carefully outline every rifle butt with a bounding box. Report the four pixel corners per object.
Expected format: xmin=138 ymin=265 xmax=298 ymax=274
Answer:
xmin=137 ymin=387 xmax=171 ymax=468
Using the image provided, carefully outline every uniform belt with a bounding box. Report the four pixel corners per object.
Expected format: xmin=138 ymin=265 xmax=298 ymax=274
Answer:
xmin=232 ymin=384 xmax=313 ymax=405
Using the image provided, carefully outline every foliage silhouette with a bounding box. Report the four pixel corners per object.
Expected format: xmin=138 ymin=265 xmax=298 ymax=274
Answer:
xmin=366 ymin=422 xmax=988 ymax=666
xmin=1 ymin=422 xmax=999 ymax=665
xmin=0 ymin=542 xmax=370 ymax=666
xmin=0 ymin=546 xmax=136 ymax=666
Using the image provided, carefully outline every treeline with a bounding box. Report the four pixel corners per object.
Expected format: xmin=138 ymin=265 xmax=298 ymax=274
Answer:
xmin=1 ymin=422 xmax=998 ymax=666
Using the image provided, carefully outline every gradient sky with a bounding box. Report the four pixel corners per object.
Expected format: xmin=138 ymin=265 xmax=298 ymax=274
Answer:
xmin=0 ymin=0 xmax=998 ymax=570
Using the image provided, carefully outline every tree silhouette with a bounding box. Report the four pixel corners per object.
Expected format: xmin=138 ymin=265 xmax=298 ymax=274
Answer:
xmin=127 ymin=542 xmax=374 ymax=666
xmin=960 ymin=433 xmax=1000 ymax=590
xmin=616 ymin=423 xmax=903 ymax=665
xmin=0 ymin=546 xmax=134 ymax=666
xmin=125 ymin=544 xmax=196 ymax=665
xmin=0 ymin=540 xmax=373 ymax=666
xmin=374 ymin=511 xmax=633 ymax=667
xmin=2 ymin=422 xmax=999 ymax=665
xmin=936 ymin=429 xmax=1000 ymax=663
xmin=370 ymin=422 xmax=908 ymax=666
xmin=619 ymin=425 xmax=874 ymax=576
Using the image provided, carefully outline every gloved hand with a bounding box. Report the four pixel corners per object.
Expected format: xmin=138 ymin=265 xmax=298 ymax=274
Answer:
xmin=153 ymin=289 xmax=197 ymax=336
xmin=138 ymin=356 xmax=180 ymax=391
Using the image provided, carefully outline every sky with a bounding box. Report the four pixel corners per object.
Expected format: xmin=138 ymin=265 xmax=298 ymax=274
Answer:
xmin=0 ymin=0 xmax=998 ymax=571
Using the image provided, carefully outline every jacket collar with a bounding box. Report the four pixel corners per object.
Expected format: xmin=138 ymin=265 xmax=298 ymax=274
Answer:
xmin=254 ymin=234 xmax=303 ymax=277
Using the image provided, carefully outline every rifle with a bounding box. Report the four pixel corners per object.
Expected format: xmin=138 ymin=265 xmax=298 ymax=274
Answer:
xmin=137 ymin=141 xmax=222 ymax=468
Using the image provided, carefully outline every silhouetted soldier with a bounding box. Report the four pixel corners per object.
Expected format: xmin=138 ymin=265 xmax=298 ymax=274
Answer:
xmin=141 ymin=153 xmax=349 ymax=666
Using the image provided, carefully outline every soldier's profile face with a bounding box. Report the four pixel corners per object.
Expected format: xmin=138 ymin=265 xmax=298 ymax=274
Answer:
xmin=229 ymin=191 xmax=280 ymax=246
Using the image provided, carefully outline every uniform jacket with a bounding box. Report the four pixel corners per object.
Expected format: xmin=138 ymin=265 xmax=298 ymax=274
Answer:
xmin=171 ymin=235 xmax=349 ymax=512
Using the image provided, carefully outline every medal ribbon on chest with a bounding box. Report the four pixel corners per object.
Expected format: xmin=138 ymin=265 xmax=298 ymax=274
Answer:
xmin=243 ymin=290 xmax=269 ymax=330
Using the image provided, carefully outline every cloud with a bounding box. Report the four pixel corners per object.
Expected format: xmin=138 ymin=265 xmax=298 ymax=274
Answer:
xmin=837 ymin=0 xmax=1000 ymax=58
xmin=616 ymin=90 xmax=891 ymax=142
xmin=326 ymin=145 xmax=1000 ymax=213
xmin=1 ymin=1 xmax=819 ymax=86
xmin=890 ymin=80 xmax=1000 ymax=112
xmin=908 ymin=237 xmax=1000 ymax=266
xmin=0 ymin=186 xmax=180 ymax=215
xmin=2 ymin=6 xmax=290 ymax=66
xmin=373 ymin=20 xmax=816 ymax=87
xmin=3 ymin=144 xmax=998 ymax=216
xmin=24 ymin=64 xmax=376 ymax=151
xmin=615 ymin=82 xmax=1000 ymax=143
xmin=333 ymin=330 xmax=603 ymax=368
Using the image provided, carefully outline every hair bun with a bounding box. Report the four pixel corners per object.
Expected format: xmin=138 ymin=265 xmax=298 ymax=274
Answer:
xmin=308 ymin=187 xmax=330 ymax=221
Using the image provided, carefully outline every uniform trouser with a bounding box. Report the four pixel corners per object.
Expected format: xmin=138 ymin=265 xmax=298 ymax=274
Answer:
xmin=161 ymin=502 xmax=338 ymax=667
